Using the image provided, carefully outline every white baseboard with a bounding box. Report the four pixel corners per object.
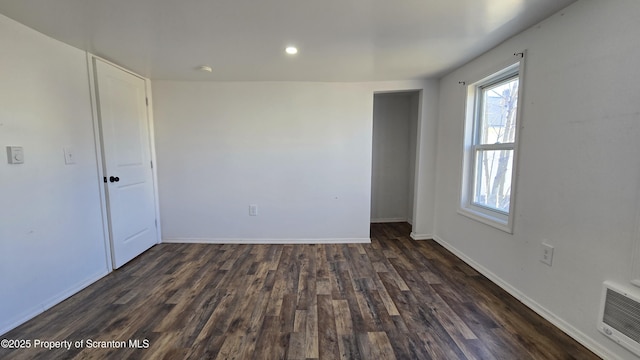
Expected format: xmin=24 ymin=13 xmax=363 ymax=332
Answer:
xmin=431 ymin=234 xmax=618 ymax=360
xmin=0 ymin=270 xmax=109 ymax=336
xmin=410 ymin=232 xmax=433 ymax=240
xmin=370 ymin=218 xmax=408 ymax=223
xmin=163 ymin=237 xmax=371 ymax=244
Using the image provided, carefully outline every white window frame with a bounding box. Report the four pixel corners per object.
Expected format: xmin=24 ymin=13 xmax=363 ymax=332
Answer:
xmin=459 ymin=55 xmax=525 ymax=233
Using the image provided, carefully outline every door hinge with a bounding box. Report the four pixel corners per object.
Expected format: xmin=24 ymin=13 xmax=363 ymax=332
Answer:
xmin=146 ymin=98 xmax=149 ymax=106
xmin=150 ymin=160 xmax=153 ymax=169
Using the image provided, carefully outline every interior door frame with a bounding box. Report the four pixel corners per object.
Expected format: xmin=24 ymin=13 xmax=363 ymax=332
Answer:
xmin=370 ymin=89 xmax=423 ymax=227
xmin=86 ymin=53 xmax=162 ymax=272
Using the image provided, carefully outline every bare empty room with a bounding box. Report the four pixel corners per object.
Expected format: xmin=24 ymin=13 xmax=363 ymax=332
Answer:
xmin=1 ymin=0 xmax=639 ymax=359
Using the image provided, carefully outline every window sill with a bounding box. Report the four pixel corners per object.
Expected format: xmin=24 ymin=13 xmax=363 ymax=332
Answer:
xmin=457 ymin=206 xmax=513 ymax=234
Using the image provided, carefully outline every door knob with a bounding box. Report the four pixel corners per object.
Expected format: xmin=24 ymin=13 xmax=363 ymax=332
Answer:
xmin=109 ymin=176 xmax=120 ymax=183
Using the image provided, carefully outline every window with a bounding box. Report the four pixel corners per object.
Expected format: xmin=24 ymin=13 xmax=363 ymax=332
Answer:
xmin=460 ymin=59 xmax=523 ymax=232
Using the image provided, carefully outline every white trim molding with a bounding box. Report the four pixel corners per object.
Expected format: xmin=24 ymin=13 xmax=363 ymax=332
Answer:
xmin=163 ymin=237 xmax=371 ymax=245
xmin=0 ymin=270 xmax=108 ymax=336
xmin=371 ymin=218 xmax=408 ymax=223
xmin=431 ymin=234 xmax=619 ymax=360
xmin=630 ymin=192 xmax=640 ymax=287
xmin=410 ymin=233 xmax=433 ymax=240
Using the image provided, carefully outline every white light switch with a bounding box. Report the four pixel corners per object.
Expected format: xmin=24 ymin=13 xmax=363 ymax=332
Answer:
xmin=541 ymin=243 xmax=554 ymax=266
xmin=6 ymin=146 xmax=24 ymax=164
xmin=63 ymin=146 xmax=76 ymax=164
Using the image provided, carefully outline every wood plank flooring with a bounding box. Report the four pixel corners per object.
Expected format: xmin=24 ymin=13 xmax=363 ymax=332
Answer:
xmin=0 ymin=223 xmax=599 ymax=359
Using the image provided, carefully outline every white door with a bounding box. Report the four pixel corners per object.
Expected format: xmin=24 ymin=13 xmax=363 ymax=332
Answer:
xmin=94 ymin=59 xmax=158 ymax=269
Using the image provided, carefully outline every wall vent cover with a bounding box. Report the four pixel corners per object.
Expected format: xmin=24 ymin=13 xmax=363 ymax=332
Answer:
xmin=599 ymin=281 xmax=640 ymax=357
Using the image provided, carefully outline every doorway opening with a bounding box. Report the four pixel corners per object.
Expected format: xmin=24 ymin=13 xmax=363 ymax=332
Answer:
xmin=371 ymin=90 xmax=420 ymax=228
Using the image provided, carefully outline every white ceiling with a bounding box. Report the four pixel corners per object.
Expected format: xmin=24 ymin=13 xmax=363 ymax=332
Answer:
xmin=0 ymin=0 xmax=575 ymax=81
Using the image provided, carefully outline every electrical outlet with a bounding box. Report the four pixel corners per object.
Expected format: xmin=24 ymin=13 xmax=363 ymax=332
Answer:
xmin=249 ymin=204 xmax=258 ymax=216
xmin=541 ymin=243 xmax=554 ymax=266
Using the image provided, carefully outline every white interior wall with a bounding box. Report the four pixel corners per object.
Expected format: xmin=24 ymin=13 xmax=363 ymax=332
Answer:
xmin=152 ymin=81 xmax=374 ymax=242
xmin=0 ymin=14 xmax=109 ymax=334
xmin=433 ymin=1 xmax=640 ymax=359
xmin=152 ymin=80 xmax=437 ymax=242
xmin=407 ymin=93 xmax=419 ymax=224
xmin=411 ymin=82 xmax=439 ymax=239
xmin=371 ymin=92 xmax=417 ymax=223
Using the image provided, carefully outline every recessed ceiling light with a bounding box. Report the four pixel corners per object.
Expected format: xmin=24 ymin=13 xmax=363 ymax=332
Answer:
xmin=197 ymin=65 xmax=213 ymax=72
xmin=285 ymin=46 xmax=298 ymax=55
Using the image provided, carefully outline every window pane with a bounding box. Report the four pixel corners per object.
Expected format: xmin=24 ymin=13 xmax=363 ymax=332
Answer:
xmin=479 ymin=77 xmax=518 ymax=145
xmin=473 ymin=149 xmax=513 ymax=213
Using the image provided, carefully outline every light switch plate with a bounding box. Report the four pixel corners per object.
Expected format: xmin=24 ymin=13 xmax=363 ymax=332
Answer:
xmin=7 ymin=146 xmax=24 ymax=164
xmin=541 ymin=243 xmax=554 ymax=266
xmin=63 ymin=146 xmax=76 ymax=164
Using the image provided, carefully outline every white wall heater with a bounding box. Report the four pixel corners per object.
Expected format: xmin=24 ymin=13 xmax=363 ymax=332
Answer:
xmin=599 ymin=281 xmax=640 ymax=357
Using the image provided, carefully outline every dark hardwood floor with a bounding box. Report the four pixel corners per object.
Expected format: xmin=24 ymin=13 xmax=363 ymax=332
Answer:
xmin=1 ymin=223 xmax=599 ymax=359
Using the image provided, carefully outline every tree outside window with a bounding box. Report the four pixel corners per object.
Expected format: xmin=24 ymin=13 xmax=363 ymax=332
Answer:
xmin=473 ymin=76 xmax=519 ymax=213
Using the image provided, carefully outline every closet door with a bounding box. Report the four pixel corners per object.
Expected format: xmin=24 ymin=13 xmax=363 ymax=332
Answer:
xmin=94 ymin=58 xmax=158 ymax=269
